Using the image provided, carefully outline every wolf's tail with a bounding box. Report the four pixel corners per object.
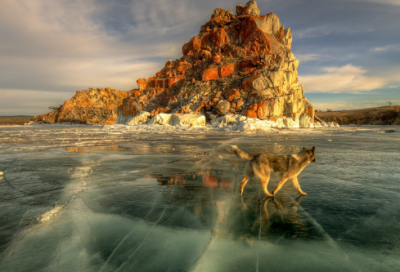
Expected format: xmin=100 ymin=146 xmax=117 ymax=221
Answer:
xmin=231 ymin=145 xmax=254 ymax=160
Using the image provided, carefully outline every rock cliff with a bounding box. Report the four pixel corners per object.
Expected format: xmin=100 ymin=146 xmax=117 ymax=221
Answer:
xmin=117 ymin=0 xmax=313 ymax=125
xmin=32 ymin=88 xmax=128 ymax=125
xmin=33 ymin=0 xmax=314 ymax=126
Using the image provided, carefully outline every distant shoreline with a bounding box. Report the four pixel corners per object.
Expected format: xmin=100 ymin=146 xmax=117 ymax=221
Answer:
xmin=316 ymin=105 xmax=400 ymax=125
xmin=0 ymin=116 xmax=33 ymax=126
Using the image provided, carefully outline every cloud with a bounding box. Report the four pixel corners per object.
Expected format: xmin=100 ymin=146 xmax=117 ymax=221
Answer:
xmin=293 ymin=25 xmax=374 ymax=40
xmin=295 ymin=54 xmax=319 ymax=62
xmin=0 ymin=89 xmax=73 ymax=116
xmin=372 ymin=44 xmax=400 ymax=52
xmin=128 ymin=0 xmax=205 ymax=36
xmin=311 ymin=101 xmax=350 ymax=111
xmin=300 ymin=64 xmax=386 ymax=93
xmin=360 ymin=0 xmax=400 ymax=5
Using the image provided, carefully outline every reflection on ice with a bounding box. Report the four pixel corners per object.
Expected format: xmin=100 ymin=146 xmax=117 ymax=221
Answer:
xmin=39 ymin=204 xmax=66 ymax=223
xmin=0 ymin=125 xmax=400 ymax=271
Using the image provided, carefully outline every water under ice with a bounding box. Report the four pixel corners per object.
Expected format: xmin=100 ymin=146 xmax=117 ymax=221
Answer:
xmin=0 ymin=125 xmax=400 ymax=271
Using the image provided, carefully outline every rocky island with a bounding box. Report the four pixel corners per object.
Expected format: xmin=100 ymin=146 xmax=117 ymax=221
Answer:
xmin=32 ymin=0 xmax=317 ymax=129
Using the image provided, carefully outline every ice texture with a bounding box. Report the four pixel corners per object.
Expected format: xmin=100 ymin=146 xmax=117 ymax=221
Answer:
xmin=0 ymin=125 xmax=400 ymax=271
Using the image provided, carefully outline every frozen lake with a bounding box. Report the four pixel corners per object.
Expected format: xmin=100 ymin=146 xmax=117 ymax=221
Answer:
xmin=0 ymin=125 xmax=399 ymax=271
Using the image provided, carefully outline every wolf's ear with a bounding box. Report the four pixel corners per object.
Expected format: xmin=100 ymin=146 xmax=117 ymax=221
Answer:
xmin=312 ymin=146 xmax=315 ymax=151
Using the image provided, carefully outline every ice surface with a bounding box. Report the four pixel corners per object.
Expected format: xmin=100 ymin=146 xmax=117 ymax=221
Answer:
xmin=0 ymin=125 xmax=400 ymax=271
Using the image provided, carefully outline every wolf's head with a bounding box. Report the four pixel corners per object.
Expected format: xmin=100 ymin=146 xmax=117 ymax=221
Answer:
xmin=303 ymin=146 xmax=316 ymax=162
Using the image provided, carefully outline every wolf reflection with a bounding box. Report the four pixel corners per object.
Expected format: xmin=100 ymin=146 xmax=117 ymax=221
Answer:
xmin=155 ymin=167 xmax=317 ymax=241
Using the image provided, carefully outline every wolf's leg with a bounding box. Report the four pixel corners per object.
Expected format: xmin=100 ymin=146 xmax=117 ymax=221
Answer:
xmin=240 ymin=162 xmax=254 ymax=195
xmin=261 ymin=172 xmax=273 ymax=196
xmin=240 ymin=176 xmax=251 ymax=195
xmin=272 ymin=177 xmax=289 ymax=195
xmin=292 ymin=176 xmax=307 ymax=195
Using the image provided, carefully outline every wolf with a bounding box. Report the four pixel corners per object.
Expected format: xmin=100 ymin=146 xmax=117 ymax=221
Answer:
xmin=231 ymin=145 xmax=316 ymax=196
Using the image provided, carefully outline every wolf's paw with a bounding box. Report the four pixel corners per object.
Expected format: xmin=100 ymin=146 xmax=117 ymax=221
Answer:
xmin=300 ymin=192 xmax=307 ymax=196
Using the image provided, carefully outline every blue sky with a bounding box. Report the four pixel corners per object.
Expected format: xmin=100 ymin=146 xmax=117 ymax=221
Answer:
xmin=0 ymin=0 xmax=399 ymax=115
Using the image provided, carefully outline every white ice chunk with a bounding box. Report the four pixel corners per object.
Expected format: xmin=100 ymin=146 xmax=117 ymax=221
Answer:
xmin=211 ymin=115 xmax=244 ymax=128
xmin=283 ymin=118 xmax=299 ymax=128
xmin=170 ymin=114 xmax=206 ymax=127
xmin=126 ymin=111 xmax=150 ymax=125
xmin=238 ymin=118 xmax=274 ymax=131
xmin=299 ymin=114 xmax=312 ymax=128
xmin=149 ymin=114 xmax=205 ymax=127
xmin=211 ymin=115 xmax=306 ymax=131
xmin=149 ymin=113 xmax=173 ymax=125
xmin=327 ymin=122 xmax=340 ymax=127
xmin=313 ymin=121 xmax=322 ymax=128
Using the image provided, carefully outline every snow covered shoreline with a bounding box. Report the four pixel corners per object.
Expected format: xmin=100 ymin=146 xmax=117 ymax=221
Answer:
xmin=27 ymin=112 xmax=340 ymax=134
xmin=119 ymin=112 xmax=319 ymax=128
xmin=112 ymin=112 xmax=339 ymax=132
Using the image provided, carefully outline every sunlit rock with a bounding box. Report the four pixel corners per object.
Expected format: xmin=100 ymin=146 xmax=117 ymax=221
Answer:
xmin=32 ymin=88 xmax=128 ymax=125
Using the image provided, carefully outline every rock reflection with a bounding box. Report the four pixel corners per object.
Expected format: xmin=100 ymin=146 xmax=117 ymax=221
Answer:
xmin=154 ymin=169 xmax=317 ymax=242
xmin=241 ymin=195 xmax=312 ymax=240
xmin=65 ymin=145 xmax=120 ymax=153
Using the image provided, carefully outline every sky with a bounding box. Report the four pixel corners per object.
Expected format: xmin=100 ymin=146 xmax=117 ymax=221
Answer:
xmin=0 ymin=0 xmax=399 ymax=115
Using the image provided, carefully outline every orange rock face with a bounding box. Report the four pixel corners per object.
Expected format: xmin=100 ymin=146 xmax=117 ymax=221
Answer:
xmin=137 ymin=78 xmax=148 ymax=91
xmin=202 ymin=67 xmax=219 ymax=81
xmin=220 ymin=64 xmax=235 ymax=78
xmin=34 ymin=0 xmax=314 ymax=125
xmin=214 ymin=54 xmax=221 ymax=64
xmin=224 ymin=89 xmax=240 ymax=102
xmin=244 ymin=109 xmax=258 ymax=118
